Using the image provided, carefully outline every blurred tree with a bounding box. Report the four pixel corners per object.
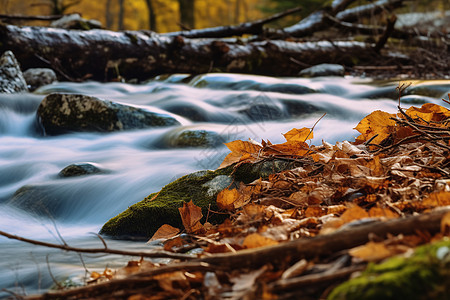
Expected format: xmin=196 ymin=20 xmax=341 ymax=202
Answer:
xmin=118 ymin=0 xmax=125 ymax=30
xmin=105 ymin=0 xmax=115 ymax=29
xmin=144 ymin=0 xmax=157 ymax=31
xmin=178 ymin=0 xmax=195 ymax=29
xmin=33 ymin=0 xmax=83 ymax=15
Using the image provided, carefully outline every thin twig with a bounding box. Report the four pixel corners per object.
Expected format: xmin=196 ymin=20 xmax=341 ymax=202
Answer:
xmin=0 ymin=230 xmax=194 ymax=260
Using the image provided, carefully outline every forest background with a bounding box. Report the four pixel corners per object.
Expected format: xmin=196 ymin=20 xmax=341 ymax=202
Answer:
xmin=1 ymin=0 xmax=447 ymax=34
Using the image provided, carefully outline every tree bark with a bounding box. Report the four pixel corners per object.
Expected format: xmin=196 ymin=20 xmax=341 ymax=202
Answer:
xmin=0 ymin=23 xmax=378 ymax=81
xmin=144 ymin=0 xmax=157 ymax=32
xmin=178 ymin=0 xmax=195 ymax=29
xmin=118 ymin=0 xmax=125 ymax=31
xmin=105 ymin=0 xmax=114 ymax=29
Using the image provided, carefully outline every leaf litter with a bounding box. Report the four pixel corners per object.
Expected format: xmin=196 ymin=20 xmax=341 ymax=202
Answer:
xmin=47 ymin=93 xmax=450 ymax=299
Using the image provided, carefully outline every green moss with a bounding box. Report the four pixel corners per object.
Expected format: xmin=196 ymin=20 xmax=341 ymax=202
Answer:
xmin=328 ymin=240 xmax=450 ymax=300
xmin=100 ymin=159 xmax=296 ymax=240
xmin=100 ymin=167 xmax=232 ymax=240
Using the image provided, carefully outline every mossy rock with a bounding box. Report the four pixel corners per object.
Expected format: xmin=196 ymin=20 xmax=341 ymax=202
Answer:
xmin=328 ymin=239 xmax=450 ymax=300
xmin=100 ymin=159 xmax=296 ymax=240
xmin=100 ymin=168 xmax=233 ymax=240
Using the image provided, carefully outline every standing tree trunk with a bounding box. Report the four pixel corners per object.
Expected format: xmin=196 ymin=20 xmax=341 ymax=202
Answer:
xmin=105 ymin=0 xmax=114 ymax=29
xmin=144 ymin=0 xmax=157 ymax=32
xmin=178 ymin=0 xmax=195 ymax=29
xmin=234 ymin=0 xmax=241 ymax=24
xmin=118 ymin=0 xmax=125 ymax=30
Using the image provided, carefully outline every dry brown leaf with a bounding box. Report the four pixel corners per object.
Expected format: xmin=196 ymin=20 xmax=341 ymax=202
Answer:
xmin=441 ymin=212 xmax=450 ymax=235
xmin=422 ymin=191 xmax=450 ymax=208
xmin=242 ymin=233 xmax=278 ymax=249
xmin=178 ymin=200 xmax=204 ymax=234
xmin=216 ymin=188 xmax=240 ymax=211
xmin=368 ymin=207 xmax=399 ymax=219
xmin=340 ymin=206 xmax=369 ymax=224
xmin=354 ymin=110 xmax=396 ymax=145
xmin=148 ymin=224 xmax=180 ymax=242
xmin=405 ymin=103 xmax=450 ymax=122
xmin=349 ymin=241 xmax=393 ymax=261
xmin=218 ymin=140 xmax=262 ymax=169
xmin=283 ymin=127 xmax=313 ymax=143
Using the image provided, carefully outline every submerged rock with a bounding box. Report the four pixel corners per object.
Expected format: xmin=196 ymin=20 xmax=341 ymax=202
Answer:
xmin=0 ymin=51 xmax=28 ymax=94
xmin=299 ymin=64 xmax=345 ymax=77
xmin=156 ymin=128 xmax=223 ymax=148
xmin=36 ymin=93 xmax=180 ymax=135
xmin=58 ymin=162 xmax=104 ymax=177
xmin=100 ymin=159 xmax=296 ymax=240
xmin=23 ymin=68 xmax=57 ymax=91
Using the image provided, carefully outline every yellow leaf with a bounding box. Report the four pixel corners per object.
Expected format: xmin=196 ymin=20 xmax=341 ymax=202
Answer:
xmin=178 ymin=200 xmax=204 ymax=234
xmin=283 ymin=127 xmax=313 ymax=143
xmin=354 ymin=110 xmax=396 ymax=145
xmin=405 ymin=103 xmax=450 ymax=122
xmin=218 ymin=140 xmax=262 ymax=169
xmin=242 ymin=233 xmax=278 ymax=249
xmin=349 ymin=241 xmax=393 ymax=261
xmin=216 ymin=188 xmax=240 ymax=211
xmin=148 ymin=224 xmax=180 ymax=242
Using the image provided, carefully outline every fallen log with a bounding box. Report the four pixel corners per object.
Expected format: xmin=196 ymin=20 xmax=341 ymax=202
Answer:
xmin=22 ymin=207 xmax=450 ymax=299
xmin=0 ymin=23 xmax=378 ymax=81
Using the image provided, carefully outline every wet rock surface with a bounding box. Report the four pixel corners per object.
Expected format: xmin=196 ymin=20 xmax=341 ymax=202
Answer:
xmin=299 ymin=63 xmax=345 ymax=77
xmin=0 ymin=51 xmax=28 ymax=94
xmin=23 ymin=68 xmax=57 ymax=91
xmin=58 ymin=162 xmax=104 ymax=177
xmin=36 ymin=93 xmax=180 ymax=135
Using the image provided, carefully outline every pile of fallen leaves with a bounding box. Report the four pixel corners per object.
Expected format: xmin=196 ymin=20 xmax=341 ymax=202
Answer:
xmin=36 ymin=93 xmax=450 ymax=300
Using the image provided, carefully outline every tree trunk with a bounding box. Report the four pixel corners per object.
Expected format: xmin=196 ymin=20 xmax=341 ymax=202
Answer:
xmin=105 ymin=0 xmax=114 ymax=29
xmin=178 ymin=0 xmax=195 ymax=29
xmin=144 ymin=0 xmax=157 ymax=32
xmin=118 ymin=0 xmax=125 ymax=31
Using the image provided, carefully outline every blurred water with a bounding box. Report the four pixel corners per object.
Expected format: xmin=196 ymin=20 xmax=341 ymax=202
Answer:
xmin=0 ymin=73 xmax=448 ymax=298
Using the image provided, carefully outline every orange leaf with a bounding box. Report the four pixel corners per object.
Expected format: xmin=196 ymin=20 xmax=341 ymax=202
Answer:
xmin=218 ymin=140 xmax=262 ymax=169
xmin=242 ymin=233 xmax=278 ymax=249
xmin=216 ymin=188 xmax=240 ymax=211
xmin=349 ymin=241 xmax=393 ymax=261
xmin=354 ymin=110 xmax=396 ymax=145
xmin=340 ymin=206 xmax=369 ymax=224
xmin=283 ymin=127 xmax=313 ymax=143
xmin=422 ymin=192 xmax=450 ymax=208
xmin=405 ymin=103 xmax=450 ymax=122
xmin=178 ymin=200 xmax=204 ymax=234
xmin=148 ymin=224 xmax=180 ymax=242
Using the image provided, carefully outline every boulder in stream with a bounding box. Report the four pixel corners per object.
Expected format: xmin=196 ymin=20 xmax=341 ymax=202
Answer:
xmin=58 ymin=162 xmax=105 ymax=177
xmin=0 ymin=51 xmax=28 ymax=94
xmin=23 ymin=68 xmax=57 ymax=91
xmin=100 ymin=159 xmax=296 ymax=239
xmin=36 ymin=93 xmax=180 ymax=135
xmin=299 ymin=63 xmax=345 ymax=77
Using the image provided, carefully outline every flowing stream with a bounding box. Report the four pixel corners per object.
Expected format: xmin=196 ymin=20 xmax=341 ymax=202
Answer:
xmin=0 ymin=73 xmax=448 ymax=297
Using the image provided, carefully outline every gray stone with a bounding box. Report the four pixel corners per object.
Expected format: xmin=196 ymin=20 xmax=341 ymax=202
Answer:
xmin=158 ymin=129 xmax=222 ymax=148
xmin=51 ymin=13 xmax=102 ymax=30
xmin=299 ymin=64 xmax=345 ymax=77
xmin=58 ymin=162 xmax=104 ymax=177
xmin=36 ymin=93 xmax=180 ymax=135
xmin=202 ymin=175 xmax=233 ymax=196
xmin=0 ymin=51 xmax=28 ymax=94
xmin=23 ymin=68 xmax=57 ymax=91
